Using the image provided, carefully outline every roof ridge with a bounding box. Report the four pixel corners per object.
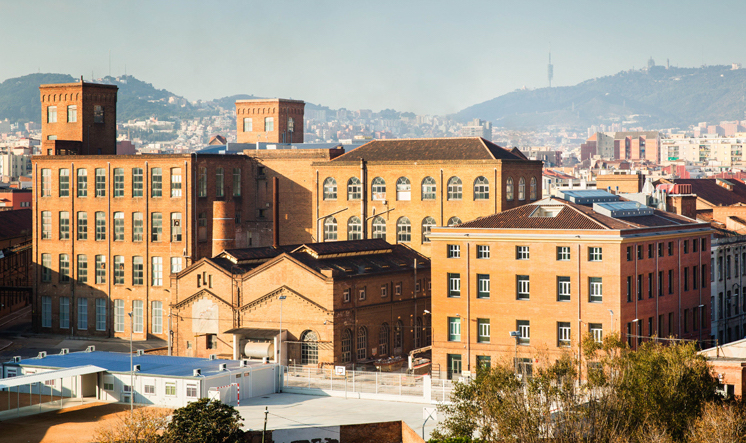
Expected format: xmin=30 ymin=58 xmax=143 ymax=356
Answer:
xmin=478 ymin=137 xmax=497 ymax=160
xmin=562 ymin=202 xmax=614 ymax=230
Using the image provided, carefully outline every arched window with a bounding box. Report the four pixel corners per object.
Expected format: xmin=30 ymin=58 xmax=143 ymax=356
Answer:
xmin=421 ymin=177 xmax=436 ymax=200
xmin=397 ymin=217 xmax=411 ymax=243
xmin=447 ymin=216 xmax=462 ymax=226
xmin=422 ymin=216 xmax=436 ymax=243
xmin=396 ymin=177 xmax=411 ymax=201
xmin=447 ymin=177 xmax=462 ymax=200
xmin=518 ymin=177 xmax=526 ymax=201
xmin=394 ymin=320 xmax=403 ymax=349
xmin=372 ymin=216 xmax=386 ymax=239
xmin=341 ymin=329 xmax=352 ymax=363
xmin=347 ymin=177 xmax=361 ymax=200
xmin=347 ymin=216 xmax=362 ymax=240
xmin=357 ymin=326 xmax=367 ymax=360
xmin=530 ymin=177 xmax=537 ymax=200
xmin=301 ymin=330 xmax=318 ymax=365
xmin=474 ymin=177 xmax=489 ymax=200
xmin=506 ymin=177 xmax=514 ymax=201
xmin=323 ymin=177 xmax=337 ymax=200
xmin=414 ymin=317 xmax=423 ymax=348
xmin=379 ymin=323 xmax=390 ymax=356
xmin=372 ymin=177 xmax=386 ymax=200
xmin=324 ymin=217 xmax=337 ymax=241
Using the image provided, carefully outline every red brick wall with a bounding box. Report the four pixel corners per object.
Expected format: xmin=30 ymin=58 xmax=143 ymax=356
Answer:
xmin=235 ymin=99 xmax=304 ymax=144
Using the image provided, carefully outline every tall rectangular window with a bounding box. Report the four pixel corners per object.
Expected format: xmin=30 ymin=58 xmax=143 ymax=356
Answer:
xmin=114 ymin=168 xmax=124 ymax=197
xmin=41 ymin=211 xmax=51 ymax=239
xmin=114 ymin=256 xmax=124 ymax=285
xmin=516 ymin=246 xmax=529 ymax=260
xmin=171 ymin=213 xmax=182 ymax=242
xmin=152 ymin=257 xmax=162 ymax=286
xmin=59 ymin=254 xmax=70 ymax=282
xmin=151 ymin=168 xmax=162 ymax=197
xmin=132 ymin=168 xmax=143 ymax=197
xmin=477 ymin=319 xmax=490 ymax=343
xmin=59 ymin=168 xmax=69 ymax=197
xmin=477 ymin=245 xmax=490 ymax=259
xmin=637 ymin=274 xmax=643 ymax=300
xmin=171 ymin=257 xmax=182 ymax=274
xmin=152 ymin=301 xmax=163 ymax=334
xmin=265 ymin=117 xmax=274 ymax=131
xmin=517 ymin=275 xmax=530 ymax=300
xmin=41 ymin=169 xmax=51 ymax=197
xmin=658 ymin=271 xmax=663 ymax=296
xmin=703 ymin=264 xmax=708 ymax=289
xmin=170 ymin=167 xmax=182 ymax=197
xmin=558 ymin=322 xmax=571 ymax=347
xmin=42 ymin=296 xmax=51 ymax=328
xmin=557 ymin=246 xmax=570 ymax=261
xmin=658 ymin=242 xmax=663 ymax=257
xmin=648 ymin=273 xmax=653 ymax=298
xmin=77 ymin=169 xmax=87 ymax=197
xmin=590 ymin=323 xmax=603 ymax=343
xmin=517 ymin=320 xmax=530 ymax=345
xmin=60 ymin=297 xmax=70 ymax=329
xmin=133 ymin=300 xmax=143 ymax=333
xmin=447 ymin=245 xmax=460 ymax=258
xmin=77 ymin=212 xmax=87 ymax=240
xmin=59 ymin=211 xmax=70 ymax=240
xmin=684 ymin=267 xmax=689 ymax=291
xmin=77 ymin=254 xmax=87 ymax=283
xmin=198 ymin=167 xmax=207 ymax=197
xmin=216 ymin=167 xmax=224 ymax=197
xmin=477 ymin=274 xmax=490 ymax=298
xmin=693 ymin=265 xmax=699 ymax=289
xmin=133 ymin=212 xmax=143 ymax=242
xmin=589 ymin=277 xmax=603 ymax=302
xmin=669 ymin=270 xmax=674 ymax=294
xmin=95 ymin=168 xmax=106 ymax=197
xmin=95 ymin=255 xmax=106 ymax=284
xmin=448 ymin=317 xmax=461 ymax=341
xmin=47 ymin=106 xmax=57 ymax=123
xmin=243 ymin=117 xmax=252 ymax=132
xmin=114 ymin=212 xmax=124 ymax=241
xmin=627 ymin=276 xmax=632 ymax=302
xmin=133 ymin=256 xmax=144 ymax=285
xmin=589 ymin=247 xmax=603 ymax=261
xmin=94 ymin=105 xmax=104 ymax=123
xmin=41 ymin=253 xmax=51 ymax=282
xmin=557 ymin=276 xmax=571 ymax=301
xmin=114 ymin=300 xmax=124 ymax=333
xmin=448 ymin=273 xmax=461 ymax=297
xmin=67 ymin=105 xmax=77 ymax=122
xmin=233 ymin=168 xmax=241 ymax=197
xmin=668 ymin=241 xmax=673 ymax=256
xmin=78 ymin=298 xmax=88 ymax=330
xmin=95 ymin=212 xmax=106 ymax=240
xmin=96 ymin=299 xmax=106 ymax=331
xmin=151 ymin=213 xmax=162 ymax=241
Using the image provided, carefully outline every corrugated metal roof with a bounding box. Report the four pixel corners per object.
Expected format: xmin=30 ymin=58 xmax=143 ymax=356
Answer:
xmin=9 ymin=351 xmax=267 ymax=378
xmin=0 ymin=365 xmax=105 ymax=389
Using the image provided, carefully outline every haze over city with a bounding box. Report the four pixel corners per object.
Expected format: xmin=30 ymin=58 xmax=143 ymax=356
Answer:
xmin=3 ymin=0 xmax=746 ymax=114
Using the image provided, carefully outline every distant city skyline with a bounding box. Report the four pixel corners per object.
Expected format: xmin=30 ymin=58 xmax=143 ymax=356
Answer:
xmin=2 ymin=0 xmax=745 ymax=114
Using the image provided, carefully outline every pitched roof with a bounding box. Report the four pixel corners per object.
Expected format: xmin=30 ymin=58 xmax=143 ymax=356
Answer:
xmin=329 ymin=137 xmax=528 ymax=162
xmin=0 ymin=209 xmax=31 ymax=240
xmin=669 ymin=179 xmax=746 ymax=206
xmin=456 ymin=197 xmax=698 ymax=231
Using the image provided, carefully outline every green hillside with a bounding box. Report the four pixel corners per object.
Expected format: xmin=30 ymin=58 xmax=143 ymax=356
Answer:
xmin=455 ymin=65 xmax=746 ymax=129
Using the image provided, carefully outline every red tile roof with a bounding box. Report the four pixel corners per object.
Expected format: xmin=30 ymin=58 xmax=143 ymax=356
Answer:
xmin=330 ymin=137 xmax=528 ymax=162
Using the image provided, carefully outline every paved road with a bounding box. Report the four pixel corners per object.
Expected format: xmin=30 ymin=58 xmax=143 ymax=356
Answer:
xmin=236 ymin=393 xmax=442 ymax=440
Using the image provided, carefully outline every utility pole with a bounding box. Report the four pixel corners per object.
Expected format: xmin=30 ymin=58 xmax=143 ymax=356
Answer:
xmin=261 ymin=406 xmax=269 ymax=443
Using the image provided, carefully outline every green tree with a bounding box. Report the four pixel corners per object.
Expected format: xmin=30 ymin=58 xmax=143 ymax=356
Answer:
xmin=162 ymin=398 xmax=244 ymax=443
xmin=94 ymin=407 xmax=172 ymax=443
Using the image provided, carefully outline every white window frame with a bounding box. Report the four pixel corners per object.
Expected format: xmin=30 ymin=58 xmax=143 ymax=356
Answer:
xmin=477 ymin=245 xmax=490 ymax=259
xmin=517 ymin=275 xmax=530 ymax=300
xmin=517 ymin=246 xmax=530 ymax=260
xmin=447 ymin=244 xmax=460 ymax=258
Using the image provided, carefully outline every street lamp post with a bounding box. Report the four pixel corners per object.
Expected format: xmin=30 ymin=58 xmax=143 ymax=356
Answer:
xmin=509 ymin=331 xmax=520 ymax=375
xmin=128 ymin=311 xmax=133 ymax=414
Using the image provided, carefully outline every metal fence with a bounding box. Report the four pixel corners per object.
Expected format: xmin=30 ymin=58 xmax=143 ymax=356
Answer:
xmin=284 ymin=365 xmax=426 ymax=397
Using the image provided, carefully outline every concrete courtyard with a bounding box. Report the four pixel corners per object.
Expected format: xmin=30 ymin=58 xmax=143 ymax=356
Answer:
xmin=237 ymin=393 xmax=443 ymax=440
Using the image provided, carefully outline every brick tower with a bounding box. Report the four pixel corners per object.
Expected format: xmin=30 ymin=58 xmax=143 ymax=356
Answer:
xmin=235 ymin=99 xmax=304 ymax=144
xmin=39 ymin=81 xmax=118 ymax=156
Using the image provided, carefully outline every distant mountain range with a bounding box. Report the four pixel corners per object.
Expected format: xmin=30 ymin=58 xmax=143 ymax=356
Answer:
xmin=2 ymin=65 xmax=745 ymax=130
xmin=455 ymin=65 xmax=746 ymax=129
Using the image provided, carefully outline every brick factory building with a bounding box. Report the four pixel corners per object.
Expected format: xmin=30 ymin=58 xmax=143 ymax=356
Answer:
xmin=312 ymin=138 xmax=543 ymax=256
xmin=428 ymin=189 xmax=712 ymax=379
xmin=170 ymin=239 xmax=431 ymax=367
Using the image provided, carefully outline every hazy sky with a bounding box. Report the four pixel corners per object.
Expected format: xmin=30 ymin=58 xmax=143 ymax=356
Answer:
xmin=2 ymin=0 xmax=745 ymax=114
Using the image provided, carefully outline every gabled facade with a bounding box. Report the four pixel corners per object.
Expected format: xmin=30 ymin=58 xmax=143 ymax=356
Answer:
xmin=171 ymin=239 xmax=432 ymax=367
